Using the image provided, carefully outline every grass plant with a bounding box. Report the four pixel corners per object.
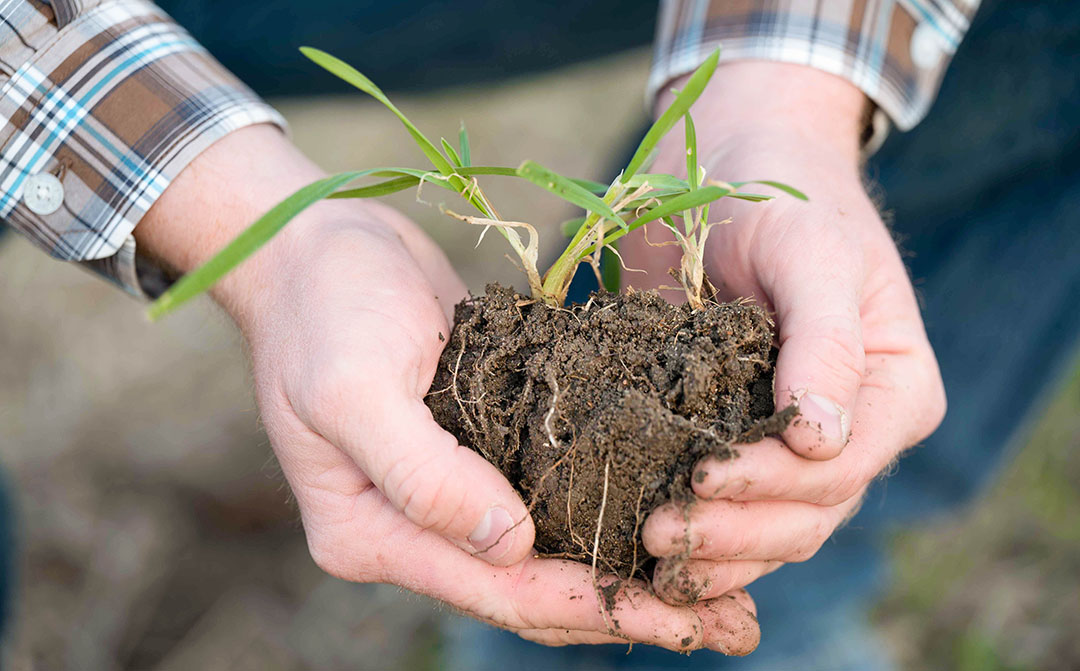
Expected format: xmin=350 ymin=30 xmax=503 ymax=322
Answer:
xmin=147 ymin=47 xmax=805 ymax=320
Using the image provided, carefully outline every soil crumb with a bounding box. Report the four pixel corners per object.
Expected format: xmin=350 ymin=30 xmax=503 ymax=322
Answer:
xmin=426 ymin=284 xmax=789 ymax=578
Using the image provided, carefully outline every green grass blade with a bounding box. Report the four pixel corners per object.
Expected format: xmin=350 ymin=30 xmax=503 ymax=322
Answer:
xmin=441 ymin=137 xmax=463 ymax=167
xmin=625 ymin=185 xmax=731 ymax=232
xmin=459 ymin=122 xmax=472 ymax=167
xmin=458 ymin=166 xmax=518 ymax=178
xmin=622 ymin=48 xmax=719 ymax=182
xmin=328 ymin=175 xmax=423 ymax=199
xmin=578 ymin=185 xmax=733 ymax=257
xmin=601 ymin=245 xmax=620 ymax=293
xmin=727 ymin=193 xmax=774 ymax=202
xmin=685 ymin=112 xmax=698 ymax=192
xmin=730 ymin=180 xmax=808 ymax=200
xmin=326 ymin=165 xmax=561 ymax=200
xmin=617 ymin=188 xmax=691 ymax=211
xmin=300 ymin=47 xmax=457 ymax=179
xmin=517 ymin=160 xmax=622 ymax=225
xmin=147 ymin=171 xmax=365 ymax=320
xmin=625 ymin=173 xmax=689 ymax=191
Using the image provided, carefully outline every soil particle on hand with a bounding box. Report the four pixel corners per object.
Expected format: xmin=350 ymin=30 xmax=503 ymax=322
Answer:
xmin=426 ymin=284 xmax=791 ymax=579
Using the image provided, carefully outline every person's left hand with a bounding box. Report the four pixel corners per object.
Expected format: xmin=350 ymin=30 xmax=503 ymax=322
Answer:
xmin=620 ymin=62 xmax=947 ymax=605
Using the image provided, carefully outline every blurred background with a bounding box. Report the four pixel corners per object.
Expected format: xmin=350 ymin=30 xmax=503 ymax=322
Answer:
xmin=2 ymin=1 xmax=1079 ymax=669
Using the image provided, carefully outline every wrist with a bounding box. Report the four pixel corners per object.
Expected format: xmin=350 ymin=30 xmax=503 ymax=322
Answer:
xmin=658 ymin=61 xmax=868 ymax=167
xmin=135 ymin=124 xmax=405 ymax=337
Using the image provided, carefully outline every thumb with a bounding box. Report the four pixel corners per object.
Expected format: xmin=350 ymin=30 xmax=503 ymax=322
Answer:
xmin=350 ymin=397 xmax=535 ymax=566
xmin=769 ymin=250 xmax=865 ymax=460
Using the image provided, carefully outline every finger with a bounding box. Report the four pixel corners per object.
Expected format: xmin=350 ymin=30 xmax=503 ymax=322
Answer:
xmin=643 ymin=497 xmax=861 ymax=562
xmin=694 ymin=349 xmax=946 ymax=506
xmin=350 ymin=396 xmax=536 ymax=567
xmin=765 ymin=224 xmax=866 ymax=459
xmin=693 ymin=590 xmax=761 ymax=655
xmin=280 ymin=432 xmax=723 ymax=653
xmin=315 ymin=484 xmax=712 ymax=652
xmin=653 ymin=558 xmax=782 ymax=605
xmin=512 ymin=627 xmax=628 ymax=647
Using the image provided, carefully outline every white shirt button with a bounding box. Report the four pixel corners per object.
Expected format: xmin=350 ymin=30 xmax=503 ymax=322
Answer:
xmin=23 ymin=172 xmax=65 ymax=216
xmin=910 ymin=23 xmax=945 ymax=70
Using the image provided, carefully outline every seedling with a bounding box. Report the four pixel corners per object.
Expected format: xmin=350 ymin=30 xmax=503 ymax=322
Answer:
xmin=146 ymin=47 xmax=805 ymax=320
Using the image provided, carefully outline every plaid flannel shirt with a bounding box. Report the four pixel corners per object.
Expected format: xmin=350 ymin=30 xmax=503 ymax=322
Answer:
xmin=651 ymin=0 xmax=982 ymax=151
xmin=0 ymin=0 xmax=283 ymax=297
xmin=2 ymin=1 xmax=979 ymax=297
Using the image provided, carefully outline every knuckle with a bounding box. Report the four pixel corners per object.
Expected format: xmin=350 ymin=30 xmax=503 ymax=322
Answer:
xmin=307 ymin=532 xmax=349 ymax=579
xmin=386 ymin=444 xmax=468 ymax=534
xmin=814 ymin=323 xmax=867 ymax=388
xmin=819 ymin=462 xmax=866 ymax=506
xmin=788 ymin=518 xmax=833 ymax=562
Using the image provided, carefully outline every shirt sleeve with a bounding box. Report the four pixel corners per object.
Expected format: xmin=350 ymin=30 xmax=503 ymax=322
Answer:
xmin=0 ymin=0 xmax=286 ymax=297
xmin=650 ymin=0 xmax=981 ymax=149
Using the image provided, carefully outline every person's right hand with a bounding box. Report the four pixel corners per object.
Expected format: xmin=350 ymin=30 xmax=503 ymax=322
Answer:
xmin=139 ymin=125 xmax=763 ymax=654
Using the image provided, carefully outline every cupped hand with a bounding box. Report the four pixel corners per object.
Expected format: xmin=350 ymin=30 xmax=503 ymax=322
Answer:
xmin=622 ymin=63 xmax=947 ymax=603
xmin=239 ymin=201 xmax=760 ymax=652
xmin=141 ymin=126 xmax=761 ymax=652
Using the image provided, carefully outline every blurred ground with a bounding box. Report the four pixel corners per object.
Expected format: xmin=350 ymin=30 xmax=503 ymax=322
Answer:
xmin=1 ymin=47 xmax=1078 ymax=670
xmin=876 ymin=359 xmax=1080 ymax=671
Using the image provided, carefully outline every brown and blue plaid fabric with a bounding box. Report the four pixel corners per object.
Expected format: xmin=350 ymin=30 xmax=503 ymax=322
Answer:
xmin=652 ymin=0 xmax=981 ymax=149
xmin=0 ymin=0 xmax=283 ymax=296
xmin=2 ymin=1 xmax=981 ymax=297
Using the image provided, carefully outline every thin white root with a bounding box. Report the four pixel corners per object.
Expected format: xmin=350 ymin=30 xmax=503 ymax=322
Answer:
xmin=591 ymin=460 xmax=617 ymax=636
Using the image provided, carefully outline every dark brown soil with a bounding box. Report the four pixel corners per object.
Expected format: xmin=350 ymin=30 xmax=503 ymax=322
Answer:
xmin=426 ymin=284 xmax=792 ymax=580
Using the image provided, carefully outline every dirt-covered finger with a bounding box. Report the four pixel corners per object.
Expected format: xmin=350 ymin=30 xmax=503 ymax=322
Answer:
xmin=653 ymin=558 xmax=782 ymax=605
xmin=692 ymin=589 xmax=761 ymax=655
xmin=644 ymin=497 xmax=860 ymax=562
xmin=511 ymin=627 xmax=629 ymax=647
xmin=692 ymin=351 xmax=944 ymax=507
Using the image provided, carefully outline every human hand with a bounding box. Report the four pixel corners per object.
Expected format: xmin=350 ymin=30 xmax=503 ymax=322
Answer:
xmin=139 ymin=126 xmax=762 ymax=652
xmin=623 ymin=63 xmax=947 ymax=603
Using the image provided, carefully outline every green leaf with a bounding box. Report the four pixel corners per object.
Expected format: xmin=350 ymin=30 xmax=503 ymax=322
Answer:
xmin=441 ymin=137 xmax=463 ymax=167
xmin=579 ymin=185 xmax=735 ymax=257
xmin=517 ymin=160 xmax=623 ymax=226
xmin=458 ymin=166 xmax=527 ymax=178
xmin=560 ymin=216 xmax=587 ymax=237
xmin=326 ymin=165 xmax=521 ymax=200
xmin=459 ymin=122 xmax=471 ymax=167
xmin=147 ymin=171 xmax=365 ymax=320
xmin=685 ymin=112 xmax=699 ymax=192
xmin=730 ymin=180 xmax=808 ymax=200
xmin=327 ymin=175 xmax=423 ymax=199
xmin=618 ymin=188 xmax=690 ymax=211
xmin=622 ymin=48 xmax=719 ymax=182
xmin=625 ymin=173 xmax=689 ymax=191
xmin=299 ymin=47 xmax=457 ymax=180
xmin=601 ymin=244 xmax=621 ymax=293
xmin=727 ymin=192 xmax=774 ymax=202
xmin=625 ymin=185 xmax=732 ymax=232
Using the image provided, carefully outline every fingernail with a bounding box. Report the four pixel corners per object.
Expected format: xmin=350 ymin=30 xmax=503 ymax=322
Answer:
xmin=799 ymin=393 xmax=850 ymax=445
xmin=700 ymin=461 xmax=746 ymax=499
xmin=468 ymin=506 xmax=515 ymax=560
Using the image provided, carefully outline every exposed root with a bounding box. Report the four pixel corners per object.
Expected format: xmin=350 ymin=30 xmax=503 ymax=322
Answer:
xmin=450 ymin=333 xmax=481 ymax=450
xmin=628 ymin=482 xmax=648 ymax=581
xmin=590 ymin=460 xmax=620 ymax=637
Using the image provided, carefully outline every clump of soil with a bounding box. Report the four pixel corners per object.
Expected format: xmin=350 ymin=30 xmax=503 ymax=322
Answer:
xmin=426 ymin=284 xmax=792 ymax=580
